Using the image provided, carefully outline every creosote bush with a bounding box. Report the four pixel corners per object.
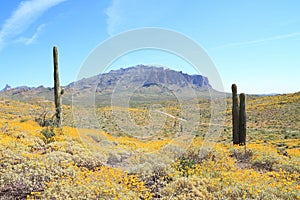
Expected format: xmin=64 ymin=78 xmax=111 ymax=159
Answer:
xmin=174 ymin=148 xmax=216 ymax=177
xmin=230 ymin=147 xmax=253 ymax=163
xmin=40 ymin=127 xmax=56 ymax=144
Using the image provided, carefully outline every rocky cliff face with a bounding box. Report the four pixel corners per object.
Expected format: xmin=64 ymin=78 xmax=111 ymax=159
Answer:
xmin=73 ymin=65 xmax=211 ymax=91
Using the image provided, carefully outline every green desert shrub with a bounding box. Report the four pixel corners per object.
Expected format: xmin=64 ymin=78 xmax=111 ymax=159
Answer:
xmin=40 ymin=127 xmax=56 ymax=144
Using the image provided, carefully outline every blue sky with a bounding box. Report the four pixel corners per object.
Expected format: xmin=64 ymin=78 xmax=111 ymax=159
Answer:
xmin=0 ymin=0 xmax=300 ymax=94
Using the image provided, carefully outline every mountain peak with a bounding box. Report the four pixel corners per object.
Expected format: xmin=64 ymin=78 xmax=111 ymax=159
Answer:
xmin=1 ymin=84 xmax=11 ymax=92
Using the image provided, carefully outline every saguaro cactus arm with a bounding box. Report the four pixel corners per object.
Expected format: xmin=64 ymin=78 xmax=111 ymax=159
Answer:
xmin=53 ymin=46 xmax=62 ymax=127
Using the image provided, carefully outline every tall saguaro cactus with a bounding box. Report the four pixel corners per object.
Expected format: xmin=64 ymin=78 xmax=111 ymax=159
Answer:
xmin=231 ymin=84 xmax=247 ymax=146
xmin=239 ymin=93 xmax=246 ymax=145
xmin=232 ymin=84 xmax=239 ymax=144
xmin=53 ymin=46 xmax=62 ymax=127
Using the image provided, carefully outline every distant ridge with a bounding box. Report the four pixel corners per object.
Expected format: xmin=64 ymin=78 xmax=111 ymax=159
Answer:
xmin=0 ymin=65 xmax=212 ymax=104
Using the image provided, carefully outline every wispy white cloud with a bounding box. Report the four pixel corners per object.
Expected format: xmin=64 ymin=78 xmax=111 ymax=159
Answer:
xmin=211 ymin=32 xmax=300 ymax=50
xmin=105 ymin=0 xmax=122 ymax=36
xmin=15 ymin=24 xmax=45 ymax=45
xmin=0 ymin=0 xmax=67 ymax=50
xmin=104 ymin=0 xmax=174 ymax=36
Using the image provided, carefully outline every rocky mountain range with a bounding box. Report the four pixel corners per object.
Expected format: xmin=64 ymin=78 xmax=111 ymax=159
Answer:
xmin=0 ymin=65 xmax=212 ymax=105
xmin=74 ymin=65 xmax=210 ymax=89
